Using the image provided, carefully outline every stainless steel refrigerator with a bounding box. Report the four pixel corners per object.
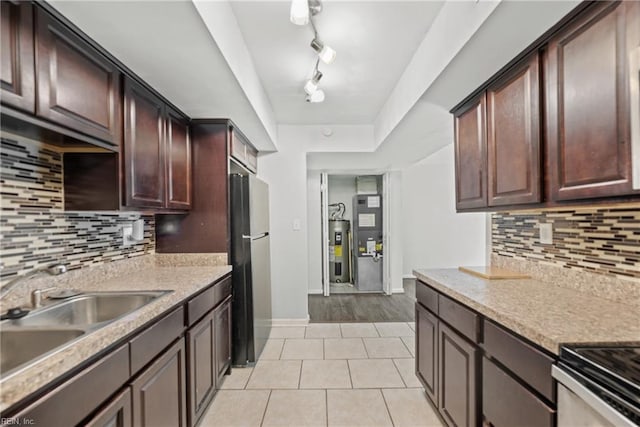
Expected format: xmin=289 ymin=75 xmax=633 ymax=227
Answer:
xmin=230 ymin=174 xmax=272 ymax=366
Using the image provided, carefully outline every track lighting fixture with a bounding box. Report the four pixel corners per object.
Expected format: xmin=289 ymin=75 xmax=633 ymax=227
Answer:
xmin=290 ymin=0 xmax=333 ymax=102
xmin=304 ymin=70 xmax=323 ymax=95
xmin=311 ymin=38 xmax=336 ymax=65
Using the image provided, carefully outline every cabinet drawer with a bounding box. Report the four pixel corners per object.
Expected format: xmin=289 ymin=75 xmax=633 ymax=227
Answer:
xmin=416 ymin=281 xmax=438 ymax=314
xmin=483 ymin=357 xmax=554 ymax=427
xmin=130 ymin=306 xmax=185 ymax=375
xmin=13 ymin=344 xmax=130 ymax=426
xmin=213 ymin=276 xmax=232 ymax=309
xmin=187 ymin=284 xmax=216 ymax=327
xmin=438 ymin=294 xmax=479 ymax=343
xmin=483 ymin=320 xmax=555 ymax=402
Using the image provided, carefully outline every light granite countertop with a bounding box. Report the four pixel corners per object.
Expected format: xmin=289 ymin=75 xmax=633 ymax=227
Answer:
xmin=0 ymin=259 xmax=231 ymax=412
xmin=413 ymin=268 xmax=640 ymax=355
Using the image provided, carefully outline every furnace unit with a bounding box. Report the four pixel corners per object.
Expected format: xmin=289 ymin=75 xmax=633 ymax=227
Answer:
xmin=352 ymin=194 xmax=383 ymax=291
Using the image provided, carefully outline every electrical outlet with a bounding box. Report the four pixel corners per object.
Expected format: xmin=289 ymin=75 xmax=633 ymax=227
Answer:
xmin=539 ymin=223 xmax=553 ymax=245
xmin=122 ymin=224 xmax=133 ymax=246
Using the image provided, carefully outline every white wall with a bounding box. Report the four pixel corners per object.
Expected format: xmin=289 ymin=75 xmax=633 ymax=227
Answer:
xmin=307 ymin=170 xmax=323 ymax=295
xmin=257 ymin=133 xmax=309 ymax=321
xmin=328 ymin=176 xmax=356 ymax=223
xmin=402 ymin=144 xmax=487 ymax=274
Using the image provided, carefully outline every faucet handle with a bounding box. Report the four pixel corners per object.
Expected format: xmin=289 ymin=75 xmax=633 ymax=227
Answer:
xmin=31 ymin=286 xmax=58 ymax=308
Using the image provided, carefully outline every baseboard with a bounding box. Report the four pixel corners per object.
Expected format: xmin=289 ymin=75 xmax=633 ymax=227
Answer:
xmin=403 ymin=274 xmax=416 ymax=279
xmin=392 ymin=287 xmax=405 ymax=294
xmin=308 ymin=289 xmax=323 ymax=295
xmin=271 ymin=317 xmax=310 ymax=327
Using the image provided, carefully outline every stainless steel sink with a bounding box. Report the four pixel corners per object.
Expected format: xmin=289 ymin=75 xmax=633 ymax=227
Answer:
xmin=0 ymin=290 xmax=171 ymax=378
xmin=10 ymin=291 xmax=169 ymax=327
xmin=1 ymin=328 xmax=85 ymax=375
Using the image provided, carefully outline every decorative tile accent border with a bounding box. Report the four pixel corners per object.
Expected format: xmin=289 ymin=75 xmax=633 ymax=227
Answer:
xmin=492 ymin=208 xmax=640 ymax=280
xmin=0 ymin=138 xmax=155 ymax=284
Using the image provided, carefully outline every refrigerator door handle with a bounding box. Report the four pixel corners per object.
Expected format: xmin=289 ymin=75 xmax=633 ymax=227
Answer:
xmin=242 ymin=232 xmax=269 ymax=241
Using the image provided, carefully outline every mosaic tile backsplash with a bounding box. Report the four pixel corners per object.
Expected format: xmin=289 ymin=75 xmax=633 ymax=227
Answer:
xmin=492 ymin=207 xmax=640 ymax=280
xmin=0 ymin=138 xmax=154 ymax=284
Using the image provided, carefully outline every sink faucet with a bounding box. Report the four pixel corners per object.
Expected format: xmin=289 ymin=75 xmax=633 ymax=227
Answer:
xmin=0 ymin=264 xmax=68 ymax=300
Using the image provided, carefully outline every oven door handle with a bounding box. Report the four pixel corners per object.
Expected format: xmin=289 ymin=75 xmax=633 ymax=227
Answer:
xmin=552 ymin=365 xmax=636 ymax=427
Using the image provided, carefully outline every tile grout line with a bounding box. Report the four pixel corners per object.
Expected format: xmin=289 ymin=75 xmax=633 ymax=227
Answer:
xmin=325 ymin=388 xmax=329 ymax=427
xmin=346 ymin=359 xmax=354 ymax=389
xmin=244 ymin=366 xmax=257 ymax=390
xmin=297 ymin=360 xmax=302 ymax=389
xmin=391 ymin=358 xmax=409 ymax=388
xmin=379 ymin=388 xmax=397 ymax=427
xmin=278 ymin=339 xmax=286 ymax=360
xmin=362 ymin=337 xmax=370 ymax=359
xmin=259 ymin=389 xmax=273 ymax=427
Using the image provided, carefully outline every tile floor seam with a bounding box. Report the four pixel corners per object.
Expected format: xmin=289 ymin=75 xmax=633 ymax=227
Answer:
xmin=399 ymin=334 xmax=413 ymax=355
xmin=259 ymin=389 xmax=273 ymax=427
xmin=298 ymin=359 xmax=302 ymax=389
xmin=362 ymin=337 xmax=371 ymax=358
xmin=278 ymin=339 xmax=286 ymax=359
xmin=379 ymin=388 xmax=398 ymax=427
xmin=243 ymin=366 xmax=257 ymax=390
xmin=346 ymin=359 xmax=354 ymax=389
xmin=324 ymin=389 xmax=329 ymax=427
xmin=391 ymin=359 xmax=409 ymax=388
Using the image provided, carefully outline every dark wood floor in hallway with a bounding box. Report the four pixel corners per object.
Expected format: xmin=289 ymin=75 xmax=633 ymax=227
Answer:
xmin=308 ymin=279 xmax=416 ymax=323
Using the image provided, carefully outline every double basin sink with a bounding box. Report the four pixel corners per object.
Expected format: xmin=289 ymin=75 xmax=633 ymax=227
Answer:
xmin=1 ymin=291 xmax=170 ymax=378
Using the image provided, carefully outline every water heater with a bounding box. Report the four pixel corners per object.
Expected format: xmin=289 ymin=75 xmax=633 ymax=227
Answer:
xmin=329 ymin=219 xmax=350 ymax=283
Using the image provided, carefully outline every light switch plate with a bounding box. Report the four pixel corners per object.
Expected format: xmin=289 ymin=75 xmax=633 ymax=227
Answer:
xmin=539 ymin=223 xmax=553 ymax=245
xmin=292 ymin=219 xmax=301 ymax=231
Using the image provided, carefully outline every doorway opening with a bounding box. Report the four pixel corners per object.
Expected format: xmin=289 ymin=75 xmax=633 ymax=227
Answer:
xmin=321 ymin=174 xmax=386 ymax=295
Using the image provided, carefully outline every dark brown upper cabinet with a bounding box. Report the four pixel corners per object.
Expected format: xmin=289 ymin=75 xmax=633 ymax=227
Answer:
xmin=123 ymin=78 xmax=166 ymax=209
xmin=230 ymin=127 xmax=258 ymax=173
xmin=546 ymin=1 xmax=639 ymax=201
xmin=165 ymin=107 xmax=192 ymax=210
xmin=487 ymin=53 xmax=541 ymax=206
xmin=35 ymin=7 xmax=121 ymax=147
xmin=123 ymin=78 xmax=192 ymax=211
xmin=1 ymin=1 xmax=35 ymax=112
xmin=454 ymin=95 xmax=487 ymax=210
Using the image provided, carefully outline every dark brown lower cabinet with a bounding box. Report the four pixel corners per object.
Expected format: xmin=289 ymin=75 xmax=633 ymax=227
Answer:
xmin=131 ymin=339 xmax=187 ymax=427
xmin=416 ymin=303 xmax=438 ymax=403
xmin=438 ymin=322 xmax=479 ymax=427
xmin=187 ymin=311 xmax=216 ymax=426
xmin=483 ymin=357 xmax=554 ymax=427
xmin=214 ymin=297 xmax=232 ymax=385
xmin=85 ymin=388 xmax=133 ymax=427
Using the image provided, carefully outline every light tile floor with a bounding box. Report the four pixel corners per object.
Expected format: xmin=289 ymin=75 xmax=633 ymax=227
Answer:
xmin=200 ymin=322 xmax=444 ymax=427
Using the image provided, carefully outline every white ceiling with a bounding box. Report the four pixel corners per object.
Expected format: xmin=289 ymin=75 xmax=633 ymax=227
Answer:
xmin=230 ymin=1 xmax=444 ymax=125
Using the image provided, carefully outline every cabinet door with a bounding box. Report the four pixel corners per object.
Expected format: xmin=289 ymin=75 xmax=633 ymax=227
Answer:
xmin=546 ymin=1 xmax=637 ymax=200
xmin=487 ymin=53 xmax=541 ymax=206
xmin=131 ymin=339 xmax=187 ymax=427
xmin=438 ymin=322 xmax=478 ymax=427
xmin=214 ymin=298 xmax=232 ymax=385
xmin=35 ymin=8 xmax=121 ymax=146
xmin=0 ymin=1 xmax=34 ymax=112
xmin=187 ymin=312 xmax=216 ymax=427
xmin=454 ymin=95 xmax=487 ymax=210
xmin=85 ymin=388 xmax=133 ymax=427
xmin=165 ymin=107 xmax=192 ymax=210
xmin=123 ymin=78 xmax=165 ymax=208
xmin=416 ymin=303 xmax=438 ymax=406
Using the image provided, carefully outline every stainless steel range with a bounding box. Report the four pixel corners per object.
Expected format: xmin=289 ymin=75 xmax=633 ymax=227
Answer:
xmin=552 ymin=345 xmax=640 ymax=427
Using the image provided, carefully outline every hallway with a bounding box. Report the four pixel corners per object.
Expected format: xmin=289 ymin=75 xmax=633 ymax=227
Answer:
xmin=308 ymin=279 xmax=416 ymax=323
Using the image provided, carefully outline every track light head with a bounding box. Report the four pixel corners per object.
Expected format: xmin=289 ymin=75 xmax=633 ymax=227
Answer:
xmin=304 ymin=70 xmax=323 ymax=95
xmin=311 ymin=38 xmax=336 ymax=64
xmin=306 ymin=89 xmax=325 ymax=103
xmin=290 ymin=0 xmax=309 ymax=25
